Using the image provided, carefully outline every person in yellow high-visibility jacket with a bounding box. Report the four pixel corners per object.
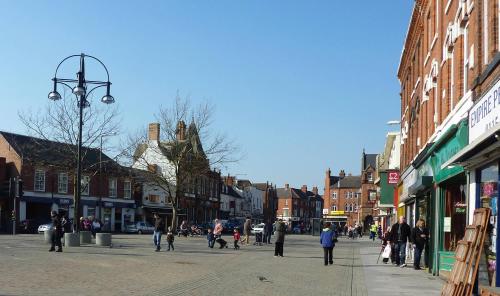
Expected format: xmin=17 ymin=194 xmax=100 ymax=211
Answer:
xmin=370 ymin=223 xmax=378 ymax=241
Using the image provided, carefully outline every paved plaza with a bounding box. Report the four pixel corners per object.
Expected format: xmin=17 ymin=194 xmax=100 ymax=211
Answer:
xmin=0 ymin=234 xmax=443 ymax=296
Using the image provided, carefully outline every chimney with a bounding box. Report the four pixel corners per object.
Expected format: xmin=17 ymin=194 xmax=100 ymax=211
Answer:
xmin=176 ymin=120 xmax=186 ymax=141
xmin=301 ymin=185 xmax=307 ymax=193
xmin=285 ymin=183 xmax=289 ymax=190
xmin=312 ymin=186 xmax=318 ymax=195
xmin=148 ymin=123 xmax=160 ymax=141
xmin=339 ymin=170 xmax=346 ymax=179
xmin=225 ymin=175 xmax=234 ymax=187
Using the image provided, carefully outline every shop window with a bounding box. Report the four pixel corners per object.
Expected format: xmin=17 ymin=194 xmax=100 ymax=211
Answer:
xmin=283 ymin=208 xmax=289 ymax=217
xmin=443 ymin=175 xmax=467 ymax=252
xmin=87 ymin=207 xmax=96 ymax=219
xmin=479 ymin=163 xmax=499 ymax=286
xmin=34 ymin=169 xmax=45 ymax=192
xmin=58 ymin=172 xmax=68 ymax=194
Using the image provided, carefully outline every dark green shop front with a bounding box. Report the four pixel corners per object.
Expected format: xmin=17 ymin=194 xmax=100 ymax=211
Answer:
xmin=428 ymin=119 xmax=468 ymax=276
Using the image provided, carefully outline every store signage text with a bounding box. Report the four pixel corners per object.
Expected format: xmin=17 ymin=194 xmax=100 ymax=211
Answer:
xmin=470 ymin=80 xmax=500 ymax=142
xmin=388 ymin=171 xmax=400 ymax=184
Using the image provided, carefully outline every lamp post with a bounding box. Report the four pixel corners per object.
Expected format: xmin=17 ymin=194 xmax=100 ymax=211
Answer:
xmin=48 ymin=53 xmax=115 ymax=232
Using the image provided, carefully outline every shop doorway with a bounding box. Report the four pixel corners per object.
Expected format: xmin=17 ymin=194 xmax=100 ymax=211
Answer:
xmin=442 ymin=174 xmax=467 ymax=252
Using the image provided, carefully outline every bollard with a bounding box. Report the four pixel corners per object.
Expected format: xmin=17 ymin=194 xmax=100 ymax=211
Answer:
xmin=80 ymin=231 xmax=92 ymax=244
xmin=44 ymin=229 xmax=53 ymax=244
xmin=96 ymin=233 xmax=112 ymax=247
xmin=64 ymin=232 xmax=80 ymax=247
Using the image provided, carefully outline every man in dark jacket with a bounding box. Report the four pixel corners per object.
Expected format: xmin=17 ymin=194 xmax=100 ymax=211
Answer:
xmin=153 ymin=213 xmax=163 ymax=252
xmin=263 ymin=220 xmax=273 ymax=244
xmin=49 ymin=211 xmax=63 ymax=252
xmin=390 ymin=216 xmax=411 ymax=267
xmin=274 ymin=219 xmax=286 ymax=257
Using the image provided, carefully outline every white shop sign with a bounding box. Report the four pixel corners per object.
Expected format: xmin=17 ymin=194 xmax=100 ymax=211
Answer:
xmin=469 ymin=79 xmax=500 ymax=143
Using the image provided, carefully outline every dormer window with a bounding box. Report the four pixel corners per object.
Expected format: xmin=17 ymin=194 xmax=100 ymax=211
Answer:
xmin=367 ymin=172 xmax=373 ymax=182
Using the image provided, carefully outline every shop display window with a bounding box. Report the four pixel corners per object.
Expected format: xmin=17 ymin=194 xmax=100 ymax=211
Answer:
xmin=479 ymin=163 xmax=499 ymax=286
xmin=443 ymin=175 xmax=467 ymax=252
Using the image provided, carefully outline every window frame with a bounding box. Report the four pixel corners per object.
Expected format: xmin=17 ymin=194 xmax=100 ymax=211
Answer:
xmin=108 ymin=178 xmax=117 ymax=198
xmin=57 ymin=172 xmax=68 ymax=194
xmin=81 ymin=175 xmax=90 ymax=196
xmin=123 ymin=180 xmax=131 ymax=199
xmin=34 ymin=169 xmax=46 ymax=192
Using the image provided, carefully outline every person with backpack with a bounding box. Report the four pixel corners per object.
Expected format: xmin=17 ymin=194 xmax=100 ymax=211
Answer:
xmin=320 ymin=222 xmax=335 ymax=266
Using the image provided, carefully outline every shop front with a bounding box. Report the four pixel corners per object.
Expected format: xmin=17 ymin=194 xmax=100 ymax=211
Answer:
xmin=427 ymin=120 xmax=469 ymax=277
xmin=377 ymin=170 xmax=399 ymax=230
xmin=444 ymin=78 xmax=500 ymax=287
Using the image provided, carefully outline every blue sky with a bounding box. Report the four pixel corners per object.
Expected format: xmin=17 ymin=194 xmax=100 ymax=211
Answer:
xmin=0 ymin=1 xmax=413 ymax=193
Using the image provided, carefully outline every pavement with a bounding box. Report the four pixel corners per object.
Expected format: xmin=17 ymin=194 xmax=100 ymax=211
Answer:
xmin=0 ymin=233 xmax=444 ymax=296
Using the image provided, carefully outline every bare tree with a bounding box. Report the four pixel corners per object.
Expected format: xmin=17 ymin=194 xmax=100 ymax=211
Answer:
xmin=121 ymin=94 xmax=239 ymax=230
xmin=18 ymin=90 xmax=121 ymax=228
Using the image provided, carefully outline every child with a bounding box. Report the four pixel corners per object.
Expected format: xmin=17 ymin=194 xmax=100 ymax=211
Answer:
xmin=166 ymin=226 xmax=175 ymax=251
xmin=207 ymin=228 xmax=215 ymax=248
xmin=233 ymin=229 xmax=241 ymax=250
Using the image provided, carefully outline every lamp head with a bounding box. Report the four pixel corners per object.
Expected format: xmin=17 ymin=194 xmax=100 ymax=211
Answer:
xmin=72 ymin=86 xmax=86 ymax=96
xmin=101 ymin=82 xmax=114 ymax=104
xmin=48 ymin=90 xmax=61 ymax=101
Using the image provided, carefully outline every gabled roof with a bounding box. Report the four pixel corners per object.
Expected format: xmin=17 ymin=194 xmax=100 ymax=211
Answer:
xmin=276 ymin=187 xmax=291 ymax=199
xmin=253 ymin=183 xmax=269 ymax=191
xmin=221 ymin=185 xmax=242 ymax=198
xmin=331 ymin=175 xmax=361 ymax=189
xmin=0 ymin=131 xmax=121 ymax=172
xmin=362 ymin=153 xmax=377 ymax=171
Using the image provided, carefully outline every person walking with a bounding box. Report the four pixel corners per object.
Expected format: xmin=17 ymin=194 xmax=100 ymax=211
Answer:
xmin=166 ymin=226 xmax=175 ymax=251
xmin=264 ymin=220 xmax=273 ymax=244
xmin=411 ymin=219 xmax=429 ymax=270
xmin=274 ymin=219 xmax=286 ymax=257
xmin=214 ymin=219 xmax=227 ymax=249
xmin=241 ymin=217 xmax=252 ymax=245
xmin=153 ymin=213 xmax=163 ymax=252
xmin=370 ymin=223 xmax=377 ymax=241
xmin=390 ymin=216 xmax=411 ymax=267
xmin=320 ymin=222 xmax=335 ymax=266
xmin=49 ymin=211 xmax=63 ymax=252
xmin=233 ymin=228 xmax=241 ymax=250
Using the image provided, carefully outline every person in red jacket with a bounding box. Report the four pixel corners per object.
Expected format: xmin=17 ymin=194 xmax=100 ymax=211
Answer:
xmin=233 ymin=229 xmax=241 ymax=250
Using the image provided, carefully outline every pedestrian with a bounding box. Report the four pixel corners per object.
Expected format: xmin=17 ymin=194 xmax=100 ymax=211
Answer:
xmin=233 ymin=228 xmax=241 ymax=250
xmin=207 ymin=228 xmax=215 ymax=248
xmin=166 ymin=226 xmax=175 ymax=251
xmin=274 ymin=219 xmax=286 ymax=257
xmin=370 ymin=223 xmax=377 ymax=241
xmin=344 ymin=224 xmax=348 ymax=236
xmin=320 ymin=222 xmax=335 ymax=266
xmin=357 ymin=224 xmax=363 ymax=238
xmin=83 ymin=217 xmax=92 ymax=231
xmin=91 ymin=219 xmax=101 ymax=238
xmin=411 ymin=219 xmax=429 ymax=270
xmin=241 ymin=217 xmax=251 ymax=245
xmin=49 ymin=210 xmax=63 ymax=252
xmin=389 ymin=216 xmax=411 ymax=268
xmin=79 ymin=216 xmax=85 ymax=230
xmin=263 ymin=220 xmax=273 ymax=244
xmin=153 ymin=213 xmax=163 ymax=252
xmin=214 ymin=219 xmax=227 ymax=249
xmin=179 ymin=220 xmax=189 ymax=237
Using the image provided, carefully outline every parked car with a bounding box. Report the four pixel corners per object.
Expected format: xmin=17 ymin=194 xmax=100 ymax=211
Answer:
xmin=38 ymin=222 xmax=52 ymax=234
xmin=251 ymin=223 xmax=265 ymax=234
xmin=124 ymin=222 xmax=155 ymax=234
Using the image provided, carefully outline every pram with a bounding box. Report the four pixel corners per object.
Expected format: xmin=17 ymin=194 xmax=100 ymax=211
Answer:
xmin=254 ymin=232 xmax=263 ymax=246
xmin=216 ymin=237 xmax=228 ymax=249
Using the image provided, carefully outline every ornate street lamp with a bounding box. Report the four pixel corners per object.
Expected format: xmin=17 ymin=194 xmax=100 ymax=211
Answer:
xmin=48 ymin=53 xmax=115 ymax=232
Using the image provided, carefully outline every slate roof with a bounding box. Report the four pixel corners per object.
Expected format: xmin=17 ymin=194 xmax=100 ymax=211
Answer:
xmin=331 ymin=175 xmax=361 ymax=189
xmin=0 ymin=131 xmax=123 ymax=172
xmin=362 ymin=153 xmax=377 ymax=171
xmin=253 ymin=183 xmax=269 ymax=191
xmin=276 ymin=187 xmax=291 ymax=199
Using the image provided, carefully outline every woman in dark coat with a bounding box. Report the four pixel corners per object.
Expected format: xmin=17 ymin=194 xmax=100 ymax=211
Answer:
xmin=411 ymin=219 xmax=429 ymax=270
xmin=274 ymin=219 xmax=286 ymax=257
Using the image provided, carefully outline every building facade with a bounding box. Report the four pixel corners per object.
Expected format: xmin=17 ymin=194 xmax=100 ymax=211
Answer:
xmin=0 ymin=131 xmax=137 ymax=233
xmin=398 ymin=0 xmax=500 ymax=284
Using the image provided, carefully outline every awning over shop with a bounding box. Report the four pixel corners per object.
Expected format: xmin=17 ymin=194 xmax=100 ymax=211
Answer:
xmin=442 ymin=121 xmax=500 ymax=169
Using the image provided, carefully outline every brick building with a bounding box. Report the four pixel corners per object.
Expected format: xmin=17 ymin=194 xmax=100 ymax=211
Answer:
xmin=275 ymin=184 xmax=323 ymax=231
xmin=397 ymin=0 xmax=500 ymax=279
xmin=0 ymin=131 xmax=137 ymax=233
